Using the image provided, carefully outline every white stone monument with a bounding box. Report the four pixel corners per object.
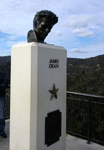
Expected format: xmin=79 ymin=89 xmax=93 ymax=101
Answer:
xmin=10 ymin=42 xmax=67 ymax=150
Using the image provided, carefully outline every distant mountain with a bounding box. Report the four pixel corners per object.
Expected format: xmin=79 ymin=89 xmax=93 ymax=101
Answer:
xmin=0 ymin=54 xmax=104 ymax=95
xmin=67 ymin=54 xmax=104 ymax=68
xmin=0 ymin=56 xmax=11 ymax=81
xmin=67 ymin=58 xmax=82 ymax=62
xmin=0 ymin=54 xmax=103 ymax=67
xmin=0 ymin=56 xmax=11 ymax=65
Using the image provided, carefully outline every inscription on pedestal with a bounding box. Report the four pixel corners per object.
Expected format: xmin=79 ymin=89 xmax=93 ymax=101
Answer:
xmin=49 ymin=59 xmax=59 ymax=68
xmin=45 ymin=109 xmax=62 ymax=147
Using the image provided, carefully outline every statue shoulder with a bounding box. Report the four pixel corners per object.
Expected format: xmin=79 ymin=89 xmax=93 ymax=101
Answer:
xmin=27 ymin=30 xmax=37 ymax=42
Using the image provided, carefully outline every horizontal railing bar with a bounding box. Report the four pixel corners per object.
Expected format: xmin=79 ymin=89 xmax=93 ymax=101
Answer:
xmin=66 ymin=131 xmax=87 ymax=139
xmin=90 ymin=138 xmax=104 ymax=145
xmin=67 ymin=97 xmax=104 ymax=104
xmin=67 ymin=97 xmax=88 ymax=102
xmin=91 ymin=101 xmax=104 ymax=105
xmin=7 ymin=86 xmax=104 ymax=99
xmin=66 ymin=131 xmax=104 ymax=145
xmin=67 ymin=91 xmax=104 ymax=99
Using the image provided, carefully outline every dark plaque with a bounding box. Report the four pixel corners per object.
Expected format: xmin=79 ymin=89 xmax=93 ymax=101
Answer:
xmin=45 ymin=109 xmax=62 ymax=147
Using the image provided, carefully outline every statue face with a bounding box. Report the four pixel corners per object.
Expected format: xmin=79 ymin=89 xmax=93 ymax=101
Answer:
xmin=35 ymin=18 xmax=53 ymax=39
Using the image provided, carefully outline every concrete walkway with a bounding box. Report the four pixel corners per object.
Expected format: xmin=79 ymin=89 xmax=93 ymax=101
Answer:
xmin=0 ymin=119 xmax=104 ymax=150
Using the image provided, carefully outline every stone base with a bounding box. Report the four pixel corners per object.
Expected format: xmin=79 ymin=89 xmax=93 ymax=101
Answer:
xmin=10 ymin=42 xmax=66 ymax=150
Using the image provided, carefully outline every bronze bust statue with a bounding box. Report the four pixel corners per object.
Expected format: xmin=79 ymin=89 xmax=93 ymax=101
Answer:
xmin=27 ymin=10 xmax=58 ymax=43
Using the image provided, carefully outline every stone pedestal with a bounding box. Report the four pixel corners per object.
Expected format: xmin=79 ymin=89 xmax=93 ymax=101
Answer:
xmin=10 ymin=42 xmax=67 ymax=150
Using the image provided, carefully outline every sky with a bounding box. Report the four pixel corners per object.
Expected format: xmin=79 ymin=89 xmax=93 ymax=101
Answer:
xmin=0 ymin=0 xmax=104 ymax=58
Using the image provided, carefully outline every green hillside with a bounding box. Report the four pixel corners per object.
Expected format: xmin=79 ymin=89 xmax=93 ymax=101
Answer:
xmin=67 ymin=54 xmax=104 ymax=96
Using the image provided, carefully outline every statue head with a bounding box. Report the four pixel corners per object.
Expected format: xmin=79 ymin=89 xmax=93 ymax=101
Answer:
xmin=33 ymin=10 xmax=58 ymax=40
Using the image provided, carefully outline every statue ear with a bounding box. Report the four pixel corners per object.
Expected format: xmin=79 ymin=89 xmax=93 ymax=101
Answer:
xmin=27 ymin=30 xmax=37 ymax=42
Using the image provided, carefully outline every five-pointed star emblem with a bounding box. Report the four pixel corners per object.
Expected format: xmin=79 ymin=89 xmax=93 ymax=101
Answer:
xmin=48 ymin=84 xmax=59 ymax=100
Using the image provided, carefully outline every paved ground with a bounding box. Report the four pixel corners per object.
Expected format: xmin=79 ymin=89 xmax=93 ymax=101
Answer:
xmin=0 ymin=119 xmax=104 ymax=150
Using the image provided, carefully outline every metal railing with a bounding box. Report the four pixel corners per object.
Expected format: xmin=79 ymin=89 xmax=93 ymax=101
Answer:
xmin=66 ymin=91 xmax=104 ymax=145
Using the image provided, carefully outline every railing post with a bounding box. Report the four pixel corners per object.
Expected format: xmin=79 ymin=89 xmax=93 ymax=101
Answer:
xmin=86 ymin=96 xmax=91 ymax=144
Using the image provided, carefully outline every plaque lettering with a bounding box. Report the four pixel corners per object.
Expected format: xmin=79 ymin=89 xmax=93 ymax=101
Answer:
xmin=49 ymin=59 xmax=59 ymax=68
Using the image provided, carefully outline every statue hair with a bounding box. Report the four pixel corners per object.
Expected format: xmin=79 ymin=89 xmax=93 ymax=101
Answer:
xmin=33 ymin=10 xmax=58 ymax=30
